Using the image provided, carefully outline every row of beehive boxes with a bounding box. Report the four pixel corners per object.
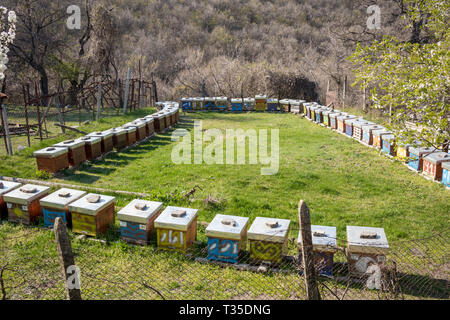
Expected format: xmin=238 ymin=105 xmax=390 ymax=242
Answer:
xmin=303 ymin=103 xmax=450 ymax=186
xmin=33 ymin=103 xmax=180 ymax=174
xmin=181 ymin=97 xmax=307 ymax=113
xmin=0 ymin=181 xmax=389 ymax=277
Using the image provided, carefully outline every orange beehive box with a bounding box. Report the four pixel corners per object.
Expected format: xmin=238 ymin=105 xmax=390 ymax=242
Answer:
xmin=34 ymin=147 xmax=70 ymax=173
xmin=53 ymin=140 xmax=86 ymax=167
xmin=3 ymin=184 xmax=50 ymax=225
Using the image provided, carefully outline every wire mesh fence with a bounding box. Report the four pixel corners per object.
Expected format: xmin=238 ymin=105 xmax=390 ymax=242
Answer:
xmin=0 ymin=220 xmax=448 ymax=300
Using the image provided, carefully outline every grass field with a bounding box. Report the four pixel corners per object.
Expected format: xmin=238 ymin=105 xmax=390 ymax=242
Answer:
xmin=0 ymin=108 xmax=448 ymax=300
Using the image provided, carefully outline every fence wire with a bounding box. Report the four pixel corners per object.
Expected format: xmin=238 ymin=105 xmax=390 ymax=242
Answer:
xmin=1 ymin=221 xmax=447 ymax=300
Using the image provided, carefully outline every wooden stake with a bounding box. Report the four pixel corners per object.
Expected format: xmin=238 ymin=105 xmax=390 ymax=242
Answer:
xmin=54 ymin=217 xmax=82 ymax=300
xmin=298 ymin=200 xmax=321 ymax=300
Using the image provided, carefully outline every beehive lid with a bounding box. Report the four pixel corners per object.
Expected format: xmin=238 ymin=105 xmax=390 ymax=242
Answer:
xmin=247 ymin=217 xmax=291 ymax=243
xmin=267 ymin=98 xmax=279 ymax=103
xmin=117 ymin=199 xmax=163 ymax=224
xmin=408 ymin=146 xmax=437 ymax=156
xmin=144 ymin=115 xmax=155 ymax=120
xmin=110 ymin=127 xmax=127 ymax=135
xmin=337 ymin=115 xmax=357 ymax=121
xmin=154 ymin=206 xmax=199 ymax=231
xmin=347 ymin=226 xmax=389 ymax=254
xmin=205 ymin=214 xmax=250 ymax=240
xmin=0 ymin=180 xmax=21 ymax=196
xmin=423 ymin=152 xmax=450 ymax=165
xmin=298 ymin=100 xmax=306 ymax=104
xmin=279 ymin=99 xmax=290 ymax=104
xmin=290 ymin=100 xmax=301 ymax=106
xmin=372 ymin=129 xmax=392 ymax=137
xmin=329 ymin=112 xmax=342 ymax=118
xmin=40 ymin=188 xmax=87 ymax=210
xmin=125 ymin=121 xmax=146 ymax=129
xmin=442 ymin=161 xmax=450 ymax=171
xmin=138 ymin=117 xmax=153 ymax=124
xmin=255 ymin=95 xmax=267 ymax=99
xmin=382 ymin=134 xmax=396 ymax=142
xmin=68 ymin=193 xmax=116 ymax=216
xmin=344 ymin=118 xmax=361 ymax=126
xmin=77 ymin=136 xmax=102 ymax=145
xmin=33 ymin=147 xmax=68 ymax=158
xmin=231 ymin=98 xmax=244 ymax=103
xmin=298 ymin=225 xmax=337 ymax=252
xmin=3 ymin=184 xmax=50 ymax=205
xmin=87 ymin=130 xmax=114 ymax=139
xmin=204 ymin=97 xmax=215 ymax=102
xmin=121 ymin=125 xmax=137 ymax=132
xmin=244 ymin=98 xmax=255 ymax=103
xmin=353 ymin=120 xmax=375 ymax=128
xmin=362 ymin=124 xmax=383 ymax=132
xmin=181 ymin=98 xmax=189 ymax=102
xmin=216 ymin=97 xmax=228 ymax=102
xmin=54 ymin=139 xmax=85 ymax=149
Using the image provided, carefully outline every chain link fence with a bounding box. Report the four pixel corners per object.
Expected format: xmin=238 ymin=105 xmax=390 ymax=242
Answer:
xmin=0 ymin=220 xmax=448 ymax=300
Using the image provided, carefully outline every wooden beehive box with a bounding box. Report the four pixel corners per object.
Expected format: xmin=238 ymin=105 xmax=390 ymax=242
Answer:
xmin=441 ymin=162 xmax=450 ymax=187
xmin=122 ymin=125 xmax=137 ymax=146
xmin=347 ymin=226 xmax=389 ymax=277
xmin=407 ymin=147 xmax=436 ymax=172
xmin=290 ymin=100 xmax=301 ymax=114
xmin=216 ymin=97 xmax=228 ymax=110
xmin=337 ymin=115 xmax=356 ymax=133
xmin=247 ymin=217 xmax=290 ymax=265
xmin=353 ymin=120 xmax=374 ymax=141
xmin=40 ymin=188 xmax=86 ymax=228
xmin=372 ymin=129 xmax=391 ymax=149
xmin=110 ymin=127 xmax=128 ymax=151
xmin=69 ymin=193 xmax=116 ymax=237
xmin=154 ymin=206 xmax=199 ymax=252
xmin=53 ymin=139 xmax=86 ymax=167
xmin=204 ymin=97 xmax=216 ymax=110
xmin=154 ymin=113 xmax=166 ymax=132
xmin=78 ymin=136 xmax=102 ymax=161
xmin=125 ymin=120 xmax=147 ymax=141
xmin=231 ymin=98 xmax=244 ymax=112
xmin=381 ymin=134 xmax=396 ymax=156
xmin=244 ymin=98 xmax=255 ymax=111
xmin=87 ymin=130 xmax=114 ymax=154
xmin=298 ymin=225 xmax=337 ymax=276
xmin=181 ymin=98 xmax=193 ymax=111
xmin=255 ymin=95 xmax=267 ymax=111
xmin=309 ymin=106 xmax=319 ymax=122
xmin=266 ymin=98 xmax=279 ymax=112
xmin=329 ymin=112 xmax=344 ymax=129
xmin=205 ymin=214 xmax=250 ymax=264
xmin=315 ymin=107 xmax=330 ymax=123
xmin=322 ymin=111 xmax=333 ymax=126
xmin=3 ymin=184 xmax=50 ymax=225
xmin=137 ymin=117 xmax=154 ymax=138
xmin=279 ymin=99 xmax=290 ymax=113
xmin=117 ymin=199 xmax=163 ymax=245
xmin=0 ymin=180 xmax=21 ymax=219
xmin=34 ymin=147 xmax=69 ymax=174
xmin=361 ymin=124 xmax=383 ymax=145
xmin=422 ymin=152 xmax=450 ymax=181
xmin=344 ymin=118 xmax=358 ymax=136
xmin=298 ymin=100 xmax=306 ymax=114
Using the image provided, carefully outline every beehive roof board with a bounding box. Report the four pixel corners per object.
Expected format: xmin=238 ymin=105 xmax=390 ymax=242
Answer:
xmin=205 ymin=214 xmax=250 ymax=240
xmin=77 ymin=136 xmax=102 ymax=145
xmin=408 ymin=146 xmax=437 ymax=156
xmin=154 ymin=206 xmax=199 ymax=231
xmin=298 ymin=225 xmax=337 ymax=252
xmin=68 ymin=193 xmax=116 ymax=216
xmin=372 ymin=129 xmax=392 ymax=137
xmin=423 ymin=152 xmax=450 ymax=165
xmin=86 ymin=130 xmax=114 ymax=139
xmin=353 ymin=120 xmax=375 ymax=129
xmin=247 ymin=217 xmax=291 ymax=243
xmin=54 ymin=139 xmax=85 ymax=149
xmin=347 ymin=226 xmax=389 ymax=254
xmin=279 ymin=99 xmax=290 ymax=105
xmin=121 ymin=125 xmax=137 ymax=132
xmin=33 ymin=147 xmax=68 ymax=159
xmin=125 ymin=121 xmax=146 ymax=129
xmin=442 ymin=162 xmax=450 ymax=171
xmin=110 ymin=127 xmax=127 ymax=135
xmin=3 ymin=184 xmax=50 ymax=205
xmin=267 ymin=98 xmax=279 ymax=103
xmin=361 ymin=124 xmax=384 ymax=132
xmin=40 ymin=188 xmax=87 ymax=210
xmin=117 ymin=199 xmax=163 ymax=225
xmin=0 ymin=180 xmax=21 ymax=196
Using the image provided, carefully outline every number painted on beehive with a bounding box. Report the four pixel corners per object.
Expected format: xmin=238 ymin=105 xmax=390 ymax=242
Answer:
xmin=158 ymin=229 xmax=185 ymax=250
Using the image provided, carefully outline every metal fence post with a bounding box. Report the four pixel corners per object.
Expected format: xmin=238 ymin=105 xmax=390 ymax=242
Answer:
xmin=54 ymin=217 xmax=82 ymax=300
xmin=1 ymin=105 xmax=12 ymax=156
xmin=298 ymin=200 xmax=321 ymax=300
xmin=123 ymin=68 xmax=131 ymax=114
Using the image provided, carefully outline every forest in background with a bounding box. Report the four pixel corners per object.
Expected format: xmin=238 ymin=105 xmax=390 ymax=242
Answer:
xmin=1 ymin=0 xmax=430 ymax=109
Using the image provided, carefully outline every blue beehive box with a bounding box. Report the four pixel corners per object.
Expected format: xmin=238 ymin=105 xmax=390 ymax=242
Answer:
xmin=231 ymin=98 xmax=244 ymax=112
xmin=181 ymin=98 xmax=193 ymax=111
xmin=382 ymin=134 xmax=396 ymax=156
xmin=407 ymin=146 xmax=436 ymax=172
xmin=204 ymin=97 xmax=216 ymax=110
xmin=40 ymin=188 xmax=86 ymax=228
xmin=205 ymin=214 xmax=249 ymax=264
xmin=267 ymin=99 xmax=279 ymax=112
xmin=216 ymin=97 xmax=228 ymax=110
xmin=442 ymin=162 xmax=450 ymax=187
xmin=298 ymin=225 xmax=337 ymax=276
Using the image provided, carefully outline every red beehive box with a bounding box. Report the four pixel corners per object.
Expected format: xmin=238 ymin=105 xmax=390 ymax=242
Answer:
xmin=78 ymin=136 xmax=102 ymax=161
xmin=0 ymin=180 xmax=21 ymax=219
xmin=87 ymin=130 xmax=114 ymax=154
xmin=110 ymin=127 xmax=128 ymax=151
xmin=3 ymin=184 xmax=50 ymax=225
xmin=53 ymin=139 xmax=86 ymax=167
xmin=423 ymin=152 xmax=450 ymax=181
xmin=122 ymin=126 xmax=137 ymax=146
xmin=34 ymin=146 xmax=69 ymax=173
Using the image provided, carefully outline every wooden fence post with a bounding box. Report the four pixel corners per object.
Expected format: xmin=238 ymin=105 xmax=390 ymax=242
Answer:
xmin=123 ymin=68 xmax=131 ymax=114
xmin=55 ymin=95 xmax=65 ymax=134
xmin=1 ymin=105 xmax=12 ymax=156
xmin=54 ymin=217 xmax=82 ymax=300
xmin=298 ymin=200 xmax=321 ymax=300
xmin=96 ymin=84 xmax=102 ymax=121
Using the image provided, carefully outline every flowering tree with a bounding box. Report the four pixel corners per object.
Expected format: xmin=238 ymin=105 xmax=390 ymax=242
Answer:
xmin=350 ymin=0 xmax=450 ymax=151
xmin=0 ymin=6 xmax=16 ymax=82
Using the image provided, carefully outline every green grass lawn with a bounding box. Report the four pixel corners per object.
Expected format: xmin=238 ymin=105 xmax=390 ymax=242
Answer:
xmin=0 ymin=109 xmax=448 ymax=300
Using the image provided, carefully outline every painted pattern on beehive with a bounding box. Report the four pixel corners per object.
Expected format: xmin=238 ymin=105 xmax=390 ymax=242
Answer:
xmin=422 ymin=152 xmax=450 ymax=181
xmin=382 ymin=135 xmax=396 ymax=156
xmin=120 ymin=221 xmax=148 ymax=241
xmin=207 ymin=238 xmax=239 ymax=263
xmin=249 ymin=241 xmax=284 ymax=263
xmin=442 ymin=163 xmax=450 ymax=187
xmin=231 ymin=99 xmax=243 ymax=112
xmin=40 ymin=188 xmax=86 ymax=228
xmin=216 ymin=97 xmax=228 ymax=110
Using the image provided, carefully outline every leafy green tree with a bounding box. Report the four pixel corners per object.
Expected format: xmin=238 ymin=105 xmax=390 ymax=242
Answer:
xmin=350 ymin=0 xmax=449 ymax=151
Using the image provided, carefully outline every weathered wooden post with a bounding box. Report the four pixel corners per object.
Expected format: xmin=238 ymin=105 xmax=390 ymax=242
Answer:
xmin=54 ymin=217 xmax=82 ymax=300
xmin=123 ymin=68 xmax=131 ymax=114
xmin=0 ymin=104 xmax=12 ymax=156
xmin=96 ymin=84 xmax=102 ymax=121
xmin=298 ymin=200 xmax=321 ymax=300
xmin=55 ymin=95 xmax=65 ymax=134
